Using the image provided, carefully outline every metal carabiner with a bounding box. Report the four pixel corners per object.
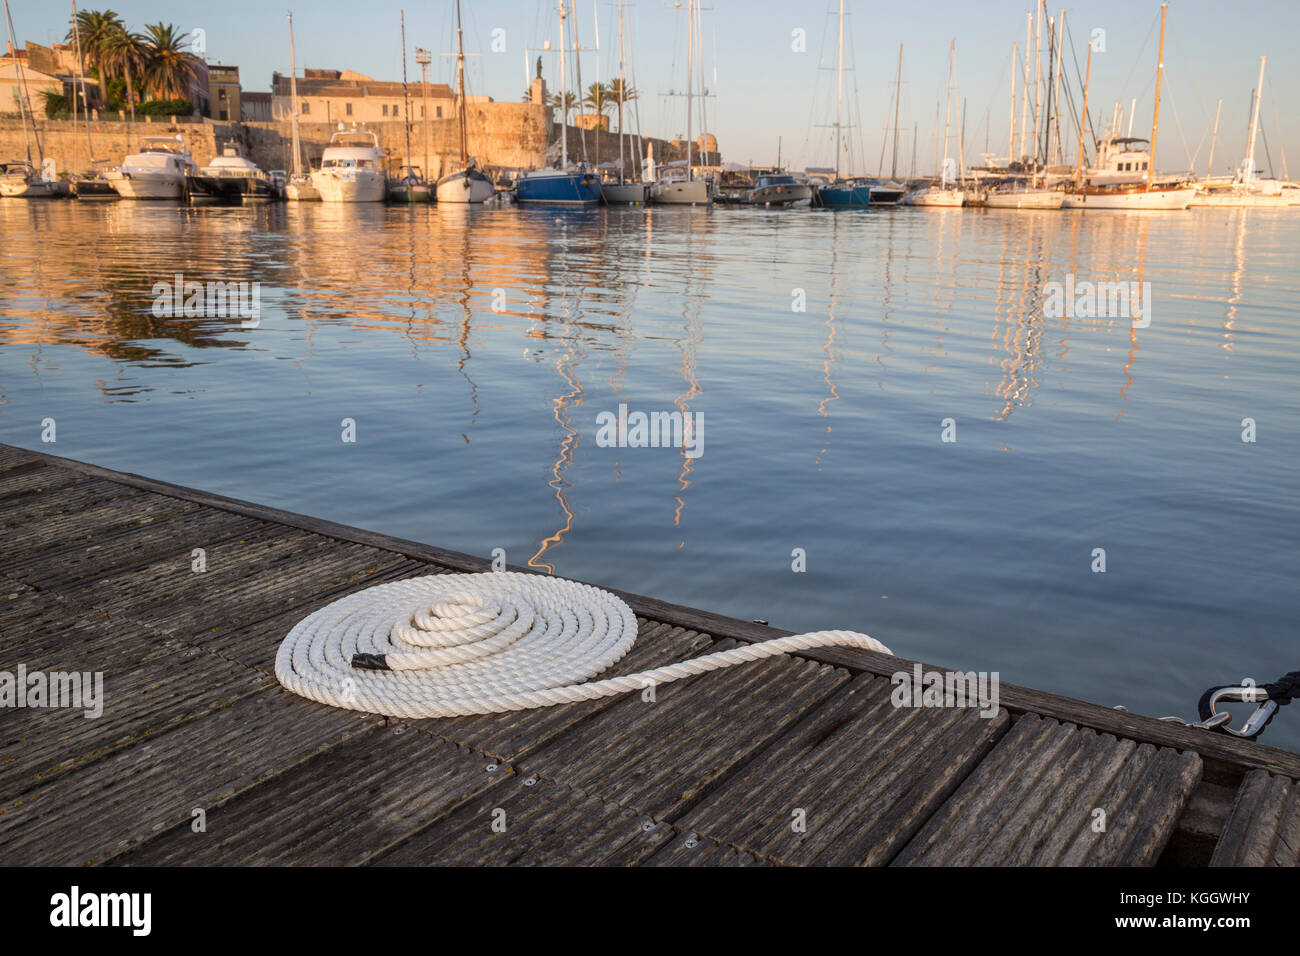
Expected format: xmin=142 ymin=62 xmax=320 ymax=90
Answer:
xmin=1198 ymin=685 xmax=1279 ymax=739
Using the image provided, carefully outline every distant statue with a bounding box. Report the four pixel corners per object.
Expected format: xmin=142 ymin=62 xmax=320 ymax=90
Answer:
xmin=536 ymin=56 xmax=543 ymax=80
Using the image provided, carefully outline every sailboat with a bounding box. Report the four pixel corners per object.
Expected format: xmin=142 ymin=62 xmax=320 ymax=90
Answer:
xmin=436 ymin=0 xmax=494 ymax=203
xmin=515 ymin=1 xmax=601 ymax=205
xmin=600 ymin=0 xmax=647 ymax=203
xmin=283 ymin=12 xmax=319 ymax=201
xmin=1193 ymin=57 xmax=1292 ymax=208
xmin=389 ymin=11 xmax=430 ymax=203
xmin=985 ymin=24 xmax=1062 ymax=209
xmin=906 ymin=40 xmax=965 ymax=206
xmin=1061 ymin=4 xmax=1195 ymax=210
xmin=0 ymin=0 xmax=65 ymax=197
xmin=814 ymin=2 xmax=870 ymax=208
xmin=65 ymin=0 xmax=117 ymax=198
xmin=649 ymin=0 xmax=711 ymax=205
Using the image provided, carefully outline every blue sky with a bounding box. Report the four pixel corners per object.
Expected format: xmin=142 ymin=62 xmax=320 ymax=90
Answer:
xmin=21 ymin=0 xmax=1299 ymax=177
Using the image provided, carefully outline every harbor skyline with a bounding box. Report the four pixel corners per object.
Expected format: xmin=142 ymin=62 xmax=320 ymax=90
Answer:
xmin=12 ymin=0 xmax=1300 ymax=177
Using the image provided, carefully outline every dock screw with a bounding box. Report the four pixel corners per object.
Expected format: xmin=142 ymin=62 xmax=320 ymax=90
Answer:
xmin=485 ymin=763 xmax=499 ymax=773
xmin=641 ymin=821 xmax=656 ymax=832
xmin=684 ymin=837 xmax=699 ymax=848
xmin=523 ymin=776 xmax=538 ymax=787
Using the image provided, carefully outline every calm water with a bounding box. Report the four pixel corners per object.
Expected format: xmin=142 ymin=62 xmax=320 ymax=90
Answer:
xmin=2 ymin=200 xmax=1297 ymax=749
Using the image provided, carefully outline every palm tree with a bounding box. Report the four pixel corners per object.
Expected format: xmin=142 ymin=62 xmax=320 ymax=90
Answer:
xmin=100 ymin=25 xmax=147 ymax=121
xmin=64 ymin=9 xmax=124 ymax=106
xmin=583 ymin=82 xmax=611 ymax=128
xmin=141 ymin=23 xmax=199 ymax=102
xmin=606 ymin=78 xmax=636 ymax=132
xmin=548 ymin=90 xmax=578 ymax=125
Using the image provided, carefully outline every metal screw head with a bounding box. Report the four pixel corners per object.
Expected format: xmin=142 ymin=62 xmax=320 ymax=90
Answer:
xmin=485 ymin=763 xmax=499 ymax=773
xmin=684 ymin=837 xmax=699 ymax=848
xmin=641 ymin=821 xmax=656 ymax=832
xmin=523 ymin=776 xmax=538 ymax=787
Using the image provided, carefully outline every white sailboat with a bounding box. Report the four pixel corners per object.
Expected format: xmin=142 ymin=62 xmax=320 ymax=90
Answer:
xmin=1061 ymin=4 xmax=1194 ymax=210
xmin=389 ymin=11 xmax=430 ymax=203
xmin=985 ymin=26 xmax=1062 ymax=209
xmin=906 ymin=40 xmax=965 ymax=206
xmin=650 ymin=0 xmax=710 ymax=205
xmin=436 ymin=0 xmax=494 ymax=203
xmin=1192 ymin=57 xmax=1293 ymax=209
xmin=600 ymin=0 xmax=647 ymax=204
xmin=284 ymin=12 xmax=320 ymax=201
xmin=0 ymin=0 xmax=65 ymax=197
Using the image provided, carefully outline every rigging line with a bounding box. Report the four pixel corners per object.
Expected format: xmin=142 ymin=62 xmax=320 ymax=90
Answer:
xmin=1117 ymin=8 xmax=1161 ymax=106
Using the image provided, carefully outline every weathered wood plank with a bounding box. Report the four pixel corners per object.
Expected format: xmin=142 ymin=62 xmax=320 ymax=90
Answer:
xmin=422 ymin=620 xmax=712 ymax=763
xmin=1210 ymin=770 xmax=1300 ymax=866
xmin=895 ymin=714 xmax=1202 ymax=866
xmin=0 ymin=642 xmax=272 ymax=802
xmin=0 ymin=444 xmax=42 ymax=473
xmin=372 ymin=773 xmax=669 ymax=866
xmin=640 ymin=829 xmax=767 ymax=866
xmin=515 ymin=641 xmax=850 ymax=822
xmin=119 ymin=724 xmax=499 ymax=866
xmin=674 ymin=674 xmax=1009 ymax=865
xmin=0 ymin=688 xmax=377 ymax=865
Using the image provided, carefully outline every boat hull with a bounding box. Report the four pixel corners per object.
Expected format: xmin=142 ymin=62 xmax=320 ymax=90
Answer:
xmin=985 ymin=188 xmax=1064 ymax=209
xmin=905 ymin=188 xmax=964 ymax=206
xmin=1061 ymin=187 xmax=1195 ymax=210
xmin=515 ymin=170 xmax=602 ymax=205
xmin=650 ymin=179 xmax=711 ymax=205
xmin=744 ymin=183 xmax=813 ymax=206
xmin=388 ymin=182 xmax=431 ymax=203
xmin=868 ymin=186 xmax=906 ymax=205
xmin=311 ymin=170 xmax=386 ymax=203
xmin=71 ymin=178 xmax=118 ymax=199
xmin=601 ymin=182 xmax=648 ymax=204
xmin=436 ymin=169 xmax=495 ymax=203
xmin=108 ymin=171 xmax=185 ymax=200
xmin=285 ymin=180 xmax=320 ymax=201
xmin=815 ymin=183 xmax=871 ymax=207
xmin=0 ymin=179 xmax=62 ymax=198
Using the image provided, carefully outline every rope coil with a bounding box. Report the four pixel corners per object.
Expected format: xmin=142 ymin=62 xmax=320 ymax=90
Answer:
xmin=275 ymin=572 xmax=892 ymax=719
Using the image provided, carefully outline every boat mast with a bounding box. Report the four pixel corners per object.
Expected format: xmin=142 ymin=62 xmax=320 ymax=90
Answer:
xmin=455 ymin=0 xmax=468 ymax=168
xmin=1074 ymin=41 xmax=1092 ymax=187
xmin=71 ymin=0 xmax=96 ymax=168
xmin=890 ymin=44 xmax=902 ymax=180
xmin=941 ymin=40 xmax=953 ymax=185
xmin=559 ymin=0 xmax=568 ymax=168
xmin=834 ymin=0 xmax=843 ymax=180
xmin=287 ymin=12 xmax=302 ymax=178
xmin=1206 ymin=97 xmax=1222 ymax=178
xmin=2 ymin=0 xmax=35 ymax=167
xmin=1243 ymin=55 xmax=1266 ymax=187
xmin=1032 ymin=0 xmax=1043 ymax=167
xmin=617 ymin=0 xmax=625 ymax=181
xmin=1041 ymin=14 xmax=1054 ymax=168
xmin=400 ymin=11 xmax=413 ymax=175
xmin=416 ymin=47 xmax=431 ymax=179
xmin=1145 ymin=1 xmax=1167 ymax=189
xmin=1008 ymin=42 xmax=1017 ymax=166
xmin=1018 ymin=12 xmax=1031 ymax=161
xmin=686 ymin=0 xmax=694 ymax=182
xmin=1051 ymin=9 xmax=1065 ymax=165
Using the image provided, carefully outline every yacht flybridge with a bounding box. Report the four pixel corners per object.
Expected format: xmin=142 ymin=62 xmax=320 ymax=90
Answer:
xmin=311 ymin=127 xmax=387 ymax=203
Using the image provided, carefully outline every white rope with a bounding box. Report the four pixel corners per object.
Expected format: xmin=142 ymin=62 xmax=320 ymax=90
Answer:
xmin=275 ymin=572 xmax=892 ymax=719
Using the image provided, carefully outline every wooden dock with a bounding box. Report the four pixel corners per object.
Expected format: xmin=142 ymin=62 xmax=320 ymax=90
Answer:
xmin=1 ymin=440 xmax=1297 ymax=867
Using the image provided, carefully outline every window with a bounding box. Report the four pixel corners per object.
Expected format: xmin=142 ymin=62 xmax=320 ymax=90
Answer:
xmin=301 ymin=100 xmax=309 ymax=114
xmin=346 ymin=102 xmax=353 ymax=116
xmin=383 ymin=104 xmax=389 ymax=116
xmin=420 ymin=106 xmax=425 ymax=117
xmin=1142 ymin=161 xmax=1148 ymax=170
xmin=436 ymin=106 xmax=442 ymax=118
xmin=218 ymin=89 xmax=227 ymax=100
xmin=218 ymin=109 xmax=227 ymax=120
xmin=395 ymin=104 xmax=400 ymax=117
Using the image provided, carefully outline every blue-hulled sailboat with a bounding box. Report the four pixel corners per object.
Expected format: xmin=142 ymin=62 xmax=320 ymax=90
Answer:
xmin=514 ymin=1 xmax=602 ymax=206
xmin=812 ymin=1 xmax=871 ymax=209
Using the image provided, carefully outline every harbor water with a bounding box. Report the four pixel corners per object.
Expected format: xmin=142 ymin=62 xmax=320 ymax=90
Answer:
xmin=1 ymin=200 xmax=1297 ymax=750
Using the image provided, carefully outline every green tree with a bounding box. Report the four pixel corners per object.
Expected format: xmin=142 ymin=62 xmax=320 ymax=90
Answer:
xmin=65 ymin=9 xmax=125 ymax=106
xmin=583 ymin=82 xmax=611 ymax=126
xmin=548 ymin=90 xmax=578 ymax=125
xmin=141 ymin=23 xmax=200 ymax=101
xmin=100 ymin=25 xmax=148 ymax=122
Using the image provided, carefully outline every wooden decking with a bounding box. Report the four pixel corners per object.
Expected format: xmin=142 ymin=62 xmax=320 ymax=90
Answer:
xmin=1 ymin=440 xmax=1297 ymax=867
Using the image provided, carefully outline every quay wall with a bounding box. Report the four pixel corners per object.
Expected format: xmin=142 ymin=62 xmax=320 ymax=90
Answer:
xmin=0 ymin=108 xmax=701 ymax=179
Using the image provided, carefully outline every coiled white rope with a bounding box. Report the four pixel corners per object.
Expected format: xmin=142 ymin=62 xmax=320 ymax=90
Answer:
xmin=275 ymin=572 xmax=892 ymax=719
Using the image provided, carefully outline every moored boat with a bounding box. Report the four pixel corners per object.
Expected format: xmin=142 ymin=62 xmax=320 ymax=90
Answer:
xmin=107 ymin=136 xmax=197 ymax=200
xmin=516 ymin=168 xmax=602 ymax=205
xmin=984 ymin=185 xmax=1063 ymax=208
xmin=815 ymin=179 xmax=872 ymax=208
xmin=435 ymin=1 xmax=494 ymax=204
xmin=0 ymin=161 xmax=66 ymax=198
xmin=189 ymin=144 xmax=281 ymax=203
xmin=741 ymin=173 xmax=812 ymax=206
xmin=388 ymin=166 xmax=431 ymax=203
xmin=311 ymin=127 xmax=387 ymax=203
